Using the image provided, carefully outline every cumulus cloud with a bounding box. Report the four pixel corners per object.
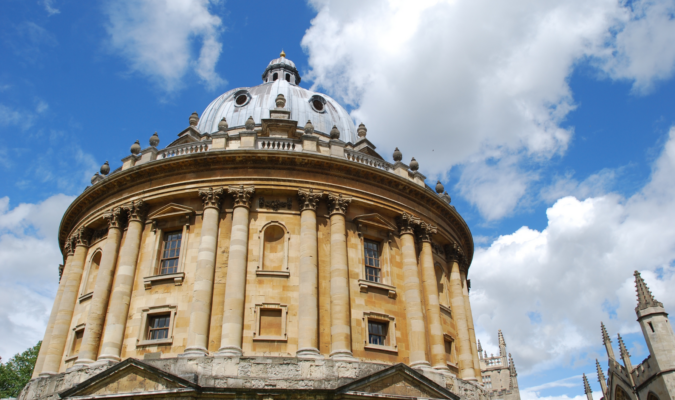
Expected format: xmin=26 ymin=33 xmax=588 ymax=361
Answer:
xmin=470 ymin=127 xmax=675 ymax=373
xmin=541 ymin=169 xmax=617 ymax=204
xmin=104 ymin=0 xmax=225 ymax=92
xmin=302 ymin=0 xmax=675 ymax=220
xmin=0 ymin=194 xmax=75 ymax=360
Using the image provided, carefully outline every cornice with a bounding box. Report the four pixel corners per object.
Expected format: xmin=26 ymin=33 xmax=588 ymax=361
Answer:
xmin=58 ymin=150 xmax=475 ymax=266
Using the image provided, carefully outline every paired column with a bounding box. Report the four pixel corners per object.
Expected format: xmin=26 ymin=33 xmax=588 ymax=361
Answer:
xmin=98 ymin=200 xmax=147 ymax=362
xmin=76 ymin=208 xmax=124 ymax=365
xmin=184 ymin=188 xmax=224 ymax=356
xmin=462 ymin=269 xmax=482 ymax=381
xmin=296 ymin=188 xmax=323 ymax=358
xmin=327 ymin=192 xmax=354 ymax=359
xmin=448 ymin=245 xmax=476 ymax=380
xmin=32 ymin=245 xmax=74 ymax=377
xmin=418 ymin=222 xmax=448 ymax=370
xmin=218 ymin=185 xmax=255 ymax=356
xmin=41 ymin=227 xmax=91 ymax=375
xmin=397 ymin=213 xmax=430 ymax=369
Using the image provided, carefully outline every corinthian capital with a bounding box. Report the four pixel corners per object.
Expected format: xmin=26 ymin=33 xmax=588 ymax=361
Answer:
xmin=64 ymin=238 xmax=75 ymax=256
xmin=397 ymin=212 xmax=421 ymax=235
xmin=416 ymin=221 xmax=437 ymax=243
xmin=103 ymin=207 xmax=125 ymax=229
xmin=327 ymin=192 xmax=351 ymax=215
xmin=444 ymin=242 xmax=465 ymax=264
xmin=298 ymin=188 xmax=323 ymax=211
xmin=199 ymin=187 xmax=225 ymax=210
xmin=228 ymin=185 xmax=255 ymax=208
xmin=123 ymin=199 xmax=148 ymax=223
xmin=72 ymin=226 xmax=93 ymax=247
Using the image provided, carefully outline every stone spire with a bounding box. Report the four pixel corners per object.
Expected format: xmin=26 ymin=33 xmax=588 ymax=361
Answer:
xmin=634 ymin=270 xmax=663 ymax=312
xmin=596 ymin=359 xmax=608 ymax=398
xmin=618 ymin=333 xmax=634 ymax=382
xmin=601 ymin=322 xmax=615 ymax=360
xmin=499 ymin=330 xmax=507 ymax=357
xmin=477 ymin=339 xmax=483 ymax=359
xmin=509 ymin=353 xmax=517 ymax=376
xmin=583 ymin=374 xmax=593 ymax=400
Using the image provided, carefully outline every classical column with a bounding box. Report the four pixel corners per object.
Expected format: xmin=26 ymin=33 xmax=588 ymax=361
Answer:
xmin=41 ymin=227 xmax=91 ymax=375
xmin=397 ymin=212 xmax=430 ymax=369
xmin=75 ymin=208 xmax=124 ymax=365
xmin=448 ymin=244 xmax=476 ymax=380
xmin=327 ymin=192 xmax=354 ymax=359
xmin=462 ymin=269 xmax=482 ymax=381
xmin=296 ymin=188 xmax=323 ymax=358
xmin=418 ymin=222 xmax=448 ymax=371
xmin=184 ymin=188 xmax=224 ymax=356
xmin=217 ymin=185 xmax=255 ymax=356
xmin=98 ymin=200 xmax=147 ymax=362
xmin=32 ymin=245 xmax=74 ymax=378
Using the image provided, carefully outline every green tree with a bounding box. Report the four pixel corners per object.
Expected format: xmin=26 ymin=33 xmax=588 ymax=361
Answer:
xmin=0 ymin=341 xmax=41 ymax=398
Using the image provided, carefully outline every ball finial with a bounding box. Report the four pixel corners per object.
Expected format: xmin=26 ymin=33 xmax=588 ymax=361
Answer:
xmin=149 ymin=132 xmax=160 ymax=147
xmin=393 ymin=147 xmax=402 ymax=162
xmin=218 ymin=117 xmax=228 ymax=132
xmin=100 ymin=161 xmax=110 ymax=175
xmin=330 ymin=125 xmax=340 ymax=140
xmin=130 ymin=140 xmax=141 ymax=155
xmin=189 ymin=112 xmax=199 ymax=127
xmin=357 ymin=123 xmax=367 ymax=138
xmin=245 ymin=116 xmax=255 ymax=130
xmin=275 ymin=94 xmax=286 ymax=109
xmin=435 ymin=181 xmax=444 ymax=194
xmin=304 ymin=120 xmax=315 ymax=135
xmin=409 ymin=157 xmax=419 ymax=171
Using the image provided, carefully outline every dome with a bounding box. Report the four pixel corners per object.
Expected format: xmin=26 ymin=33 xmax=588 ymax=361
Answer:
xmin=196 ymin=54 xmax=357 ymax=142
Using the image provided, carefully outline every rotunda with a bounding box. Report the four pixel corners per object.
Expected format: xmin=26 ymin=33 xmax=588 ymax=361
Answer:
xmin=22 ymin=53 xmax=487 ymax=400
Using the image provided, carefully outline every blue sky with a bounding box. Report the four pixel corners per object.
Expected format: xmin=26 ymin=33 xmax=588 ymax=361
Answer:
xmin=2 ymin=1 xmax=675 ymax=399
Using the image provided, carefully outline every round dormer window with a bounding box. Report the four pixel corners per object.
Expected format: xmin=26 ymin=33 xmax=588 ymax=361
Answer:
xmin=234 ymin=90 xmax=251 ymax=107
xmin=309 ymin=95 xmax=326 ymax=113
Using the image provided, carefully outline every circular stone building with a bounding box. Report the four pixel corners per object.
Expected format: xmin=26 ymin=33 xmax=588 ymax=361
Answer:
xmin=22 ymin=53 xmax=488 ymax=400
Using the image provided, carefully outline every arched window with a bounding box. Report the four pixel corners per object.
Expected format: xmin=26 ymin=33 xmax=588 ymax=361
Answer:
xmin=83 ymin=251 xmax=102 ymax=295
xmin=273 ymin=72 xmax=278 ymax=81
xmin=615 ymin=386 xmax=631 ymax=400
xmin=257 ymin=222 xmax=290 ymax=276
xmin=648 ymin=392 xmax=660 ymax=400
xmin=285 ymin=73 xmax=290 ymax=82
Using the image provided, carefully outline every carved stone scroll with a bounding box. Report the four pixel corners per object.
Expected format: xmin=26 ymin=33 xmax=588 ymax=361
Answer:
xmin=199 ymin=187 xmax=224 ymax=210
xmin=228 ymin=185 xmax=255 ymax=209
xmin=298 ymin=188 xmax=323 ymax=211
xmin=122 ymin=200 xmax=148 ymax=223
xmin=327 ymin=192 xmax=351 ymax=215
xmin=259 ymin=197 xmax=292 ymax=211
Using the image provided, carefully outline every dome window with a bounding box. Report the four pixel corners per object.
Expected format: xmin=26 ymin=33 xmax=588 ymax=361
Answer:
xmin=234 ymin=90 xmax=251 ymax=107
xmin=309 ymin=95 xmax=326 ymax=113
xmin=273 ymin=72 xmax=278 ymax=81
xmin=285 ymin=73 xmax=290 ymax=82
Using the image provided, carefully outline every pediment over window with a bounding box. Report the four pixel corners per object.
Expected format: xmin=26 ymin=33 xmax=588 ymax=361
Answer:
xmin=337 ymin=363 xmax=458 ymax=400
xmin=352 ymin=213 xmax=397 ymax=232
xmin=59 ymin=359 xmax=198 ymax=399
xmin=166 ymin=127 xmax=202 ymax=147
xmin=148 ymin=203 xmax=195 ymax=221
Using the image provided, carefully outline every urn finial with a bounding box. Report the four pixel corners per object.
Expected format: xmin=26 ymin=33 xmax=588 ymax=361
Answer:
xmin=100 ymin=161 xmax=110 ymax=175
xmin=329 ymin=125 xmax=340 ymax=140
xmin=130 ymin=140 xmax=141 ymax=155
xmin=357 ymin=123 xmax=367 ymax=138
xmin=304 ymin=120 xmax=315 ymax=135
xmin=189 ymin=112 xmax=199 ymax=127
xmin=218 ymin=117 xmax=228 ymax=132
xmin=149 ymin=132 xmax=160 ymax=147
xmin=275 ymin=94 xmax=286 ymax=109
xmin=435 ymin=181 xmax=444 ymax=194
xmin=409 ymin=157 xmax=419 ymax=171
xmin=245 ymin=116 xmax=255 ymax=131
xmin=393 ymin=147 xmax=402 ymax=162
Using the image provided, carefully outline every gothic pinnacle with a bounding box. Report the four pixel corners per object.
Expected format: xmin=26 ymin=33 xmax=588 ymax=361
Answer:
xmin=634 ymin=270 xmax=663 ymax=311
xmin=596 ymin=359 xmax=608 ymax=397
xmin=618 ymin=333 xmax=630 ymax=359
xmin=509 ymin=353 xmax=517 ymax=376
xmin=583 ymin=374 xmax=593 ymax=400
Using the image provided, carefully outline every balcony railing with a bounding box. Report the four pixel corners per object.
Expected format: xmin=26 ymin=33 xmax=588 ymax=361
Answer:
xmin=345 ymin=150 xmax=392 ymax=171
xmin=160 ymin=142 xmax=210 ymax=158
xmin=258 ymin=138 xmax=301 ymax=151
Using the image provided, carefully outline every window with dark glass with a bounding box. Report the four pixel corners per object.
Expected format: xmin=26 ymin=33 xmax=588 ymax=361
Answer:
xmin=368 ymin=321 xmax=388 ymax=346
xmin=285 ymin=73 xmax=290 ymax=82
xmin=444 ymin=339 xmax=453 ymax=363
xmin=273 ymin=72 xmax=278 ymax=81
xmin=71 ymin=329 xmax=84 ymax=355
xmin=147 ymin=314 xmax=170 ymax=340
xmin=159 ymin=231 xmax=182 ymax=275
xmin=364 ymin=240 xmax=381 ymax=283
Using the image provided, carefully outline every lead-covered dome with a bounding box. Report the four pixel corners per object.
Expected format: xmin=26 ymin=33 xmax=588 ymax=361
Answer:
xmin=196 ymin=53 xmax=357 ymax=142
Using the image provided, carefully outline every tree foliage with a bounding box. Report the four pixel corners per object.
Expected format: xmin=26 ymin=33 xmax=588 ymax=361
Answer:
xmin=0 ymin=342 xmax=41 ymax=398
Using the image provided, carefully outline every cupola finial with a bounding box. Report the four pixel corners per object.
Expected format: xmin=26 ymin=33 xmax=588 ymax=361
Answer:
xmin=635 ymin=270 xmax=663 ymax=311
xmin=280 ymin=49 xmax=286 ymax=58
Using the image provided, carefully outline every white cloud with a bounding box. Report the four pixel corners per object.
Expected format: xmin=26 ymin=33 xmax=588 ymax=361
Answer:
xmin=104 ymin=0 xmax=225 ymax=92
xmin=0 ymin=194 xmax=75 ymax=360
xmin=541 ymin=169 xmax=617 ymax=204
xmin=0 ymin=100 xmax=50 ymax=131
xmin=471 ymin=126 xmax=675 ymax=374
xmin=302 ymin=0 xmax=675 ymax=220
xmin=43 ymin=0 xmax=60 ymax=16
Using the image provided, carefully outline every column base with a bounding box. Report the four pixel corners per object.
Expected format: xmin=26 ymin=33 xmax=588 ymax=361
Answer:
xmin=73 ymin=358 xmax=96 ymax=367
xmin=216 ymin=346 xmax=243 ymax=357
xmin=296 ymin=348 xmax=324 ymax=359
xmin=180 ymin=346 xmax=208 ymax=358
xmin=329 ymin=350 xmax=357 ymax=360
xmin=432 ymin=364 xmax=451 ymax=371
xmin=38 ymin=371 xmax=57 ymax=378
xmin=410 ymin=360 xmax=432 ymax=370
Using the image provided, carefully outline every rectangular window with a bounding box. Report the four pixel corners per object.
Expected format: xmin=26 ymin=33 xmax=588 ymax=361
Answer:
xmin=368 ymin=321 xmax=388 ymax=346
xmin=364 ymin=240 xmax=381 ymax=283
xmin=444 ymin=339 xmax=453 ymax=363
xmin=159 ymin=231 xmax=182 ymax=275
xmin=260 ymin=309 xmax=282 ymax=337
xmin=71 ymin=329 xmax=84 ymax=355
xmin=147 ymin=314 xmax=171 ymax=340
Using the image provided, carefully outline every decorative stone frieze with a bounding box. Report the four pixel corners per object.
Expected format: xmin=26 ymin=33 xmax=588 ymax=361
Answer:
xmin=298 ymin=188 xmax=323 ymax=211
xmin=416 ymin=222 xmax=437 ymax=243
xmin=122 ymin=199 xmax=147 ymax=223
xmin=198 ymin=187 xmax=224 ymax=210
xmin=71 ymin=226 xmax=92 ymax=247
xmin=228 ymin=185 xmax=255 ymax=208
xmin=397 ymin=212 xmax=421 ymax=235
xmin=327 ymin=192 xmax=351 ymax=215
xmin=258 ymin=197 xmax=292 ymax=211
xmin=103 ymin=207 xmax=124 ymax=229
